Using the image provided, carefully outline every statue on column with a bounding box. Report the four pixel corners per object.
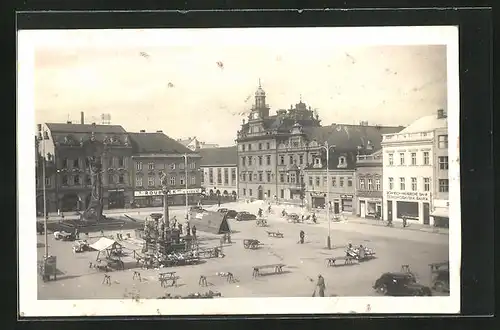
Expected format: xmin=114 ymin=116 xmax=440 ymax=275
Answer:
xmin=160 ymin=171 xmax=170 ymax=228
xmin=81 ymin=155 xmax=104 ymax=223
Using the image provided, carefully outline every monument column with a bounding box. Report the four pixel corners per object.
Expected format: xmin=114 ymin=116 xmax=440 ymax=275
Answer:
xmin=160 ymin=172 xmax=170 ymax=228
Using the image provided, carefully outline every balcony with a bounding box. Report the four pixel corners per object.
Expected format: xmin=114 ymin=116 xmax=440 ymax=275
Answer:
xmin=382 ymin=131 xmax=434 ymax=144
xmin=356 ymin=154 xmax=382 ymax=165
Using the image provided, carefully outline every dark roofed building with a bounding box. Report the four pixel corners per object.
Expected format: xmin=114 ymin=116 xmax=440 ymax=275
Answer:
xmin=199 ymin=146 xmax=238 ymax=200
xmin=128 ymin=131 xmax=202 ymax=208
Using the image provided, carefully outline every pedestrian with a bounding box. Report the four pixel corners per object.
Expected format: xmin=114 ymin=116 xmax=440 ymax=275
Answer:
xmin=316 ymin=274 xmax=326 ymax=297
xmin=74 ymin=228 xmax=79 ymax=239
xmin=178 ymin=223 xmax=183 ymax=235
xmin=186 ymin=222 xmax=191 ymax=236
xmin=312 ymin=213 xmax=317 ymax=224
xmin=299 ymin=230 xmax=305 ymax=244
xmin=192 ymin=225 xmax=197 ymax=239
xmin=227 ymin=233 xmax=232 ymax=243
xmin=217 ymin=199 xmax=221 ymax=207
xmin=402 ymin=216 xmax=408 ymax=228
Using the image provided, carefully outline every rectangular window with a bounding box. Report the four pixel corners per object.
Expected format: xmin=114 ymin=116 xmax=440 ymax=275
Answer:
xmin=248 ymin=144 xmax=252 ymax=151
xmin=118 ymin=157 xmax=124 ymax=167
xmin=258 ymin=156 xmax=263 ymax=166
xmin=411 ymin=152 xmax=417 ymax=165
xmin=258 ymin=143 xmax=262 ymax=150
xmin=347 ymin=177 xmax=353 ymax=187
xmin=243 ymin=188 xmax=246 ymax=196
xmin=148 ymin=162 xmax=155 ymax=170
xmin=45 ymin=176 xmax=50 ymax=186
xmin=290 ymin=173 xmax=296 ymax=184
xmin=258 ymin=172 xmax=263 ymax=182
xmin=242 ymin=145 xmax=245 ymax=152
xmin=267 ymin=142 xmax=270 ymax=149
xmin=388 ymin=153 xmax=394 ymax=166
xmin=339 ymin=177 xmax=344 ymax=187
xmin=315 ymin=177 xmax=320 ymax=186
xmin=280 ymin=189 xmax=284 ymax=199
xmin=331 ymin=177 xmax=336 ymax=187
xmin=248 ymin=156 xmax=252 ymax=166
xmin=299 ymin=154 xmax=304 ymax=165
xmin=136 ymin=176 xmax=143 ymax=187
xmin=148 ymin=176 xmax=155 ymax=186
xmin=308 ymin=176 xmax=313 ymax=186
xmin=248 ymin=172 xmax=253 ymax=182
xmin=119 ymin=174 xmax=125 ymax=184
xmin=189 ymin=162 xmax=196 ymax=169
xmin=108 ymin=157 xmax=114 ymax=168
xmin=439 ymin=156 xmax=449 ymax=170
xmin=289 ymin=155 xmax=294 ymax=165
xmin=438 ymin=135 xmax=448 ymax=149
xmin=423 ymin=152 xmax=430 ymax=165
xmin=266 ymin=172 xmax=271 ymax=182
xmin=280 ymin=155 xmax=285 ymax=165
xmin=108 ymin=174 xmax=114 ymax=185
xmin=74 ymin=175 xmax=80 ymax=185
xmin=399 ymin=153 xmax=405 ymax=165
xmin=423 ymin=177 xmax=430 ymax=191
xmin=375 ymin=178 xmax=381 ymax=190
xmin=411 ymin=177 xmax=417 ymax=191
xmin=400 ymin=177 xmax=405 ymax=190
xmin=191 ymin=176 xmax=196 ymax=185
xmin=179 ymin=162 xmax=185 ymax=170
xmin=359 ymin=178 xmax=365 ymax=190
xmin=279 ymin=173 xmax=285 ymax=183
xmin=217 ymin=168 xmax=222 ymax=184
xmin=170 ymin=176 xmax=176 ymax=186
xmin=389 ymin=177 xmax=394 ymax=190
xmin=209 ymin=168 xmax=214 ymax=184
xmin=201 ymin=171 xmax=205 ymax=184
xmin=241 ymin=157 xmax=246 ymax=166
xmin=63 ymin=158 xmax=69 ymax=168
xmin=73 ymin=158 xmax=79 ymax=168
xmin=439 ymin=179 xmax=449 ymax=192
xmin=170 ymin=163 xmax=176 ymax=170
xmin=224 ymin=168 xmax=229 ymax=184
xmin=180 ymin=176 xmax=185 ymax=185
xmin=249 ymin=189 xmax=253 ymax=196
xmin=242 ymin=173 xmax=246 ymax=182
xmin=367 ymin=178 xmax=372 ymax=190
xmin=267 ymin=190 xmax=271 ymax=198
xmin=231 ymin=168 xmax=236 ymax=182
xmin=85 ymin=175 xmax=91 ymax=186
xmin=136 ymin=161 xmax=143 ymax=171
xmin=266 ymin=155 xmax=271 ymax=165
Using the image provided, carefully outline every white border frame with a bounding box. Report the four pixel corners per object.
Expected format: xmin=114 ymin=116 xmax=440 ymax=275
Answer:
xmin=17 ymin=26 xmax=460 ymax=316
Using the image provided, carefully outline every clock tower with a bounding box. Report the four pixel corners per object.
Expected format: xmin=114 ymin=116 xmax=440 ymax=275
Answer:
xmin=249 ymin=79 xmax=270 ymax=122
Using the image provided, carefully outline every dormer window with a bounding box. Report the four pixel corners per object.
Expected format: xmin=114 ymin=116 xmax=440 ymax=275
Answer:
xmin=338 ymin=156 xmax=347 ymax=168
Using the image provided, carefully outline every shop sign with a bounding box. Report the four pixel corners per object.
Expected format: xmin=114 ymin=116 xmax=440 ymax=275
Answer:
xmin=134 ymin=188 xmax=203 ymax=197
xmin=340 ymin=194 xmax=354 ymax=199
xmin=310 ymin=192 xmax=325 ymax=197
xmin=386 ymin=191 xmax=430 ymax=202
xmin=108 ymin=189 xmax=125 ymax=192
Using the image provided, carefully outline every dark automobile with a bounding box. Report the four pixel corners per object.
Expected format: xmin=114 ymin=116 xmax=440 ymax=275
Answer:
xmin=235 ymin=211 xmax=257 ymax=221
xmin=373 ymin=272 xmax=432 ymax=296
xmin=190 ymin=206 xmax=205 ymax=213
xmin=218 ymin=208 xmax=238 ymax=219
xmin=432 ymin=269 xmax=450 ymax=292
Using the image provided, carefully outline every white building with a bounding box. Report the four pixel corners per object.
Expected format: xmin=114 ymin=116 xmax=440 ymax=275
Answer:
xmin=381 ymin=109 xmax=448 ymax=226
xmin=199 ymin=146 xmax=238 ymax=200
xmin=177 ymin=136 xmax=219 ymax=152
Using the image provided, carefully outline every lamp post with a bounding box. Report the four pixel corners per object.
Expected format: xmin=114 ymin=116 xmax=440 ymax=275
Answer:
xmin=183 ymin=153 xmax=189 ymax=219
xmin=38 ymin=128 xmax=50 ymax=259
xmin=318 ymin=141 xmax=336 ymax=249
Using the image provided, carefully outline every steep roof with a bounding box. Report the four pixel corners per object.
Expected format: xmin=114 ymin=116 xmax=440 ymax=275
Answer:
xmin=46 ymin=123 xmax=126 ymax=134
xmin=303 ymin=124 xmax=404 ymax=151
xmin=128 ymin=132 xmax=193 ymax=154
xmin=398 ymin=114 xmax=447 ymax=134
xmin=199 ymin=146 xmax=238 ymax=166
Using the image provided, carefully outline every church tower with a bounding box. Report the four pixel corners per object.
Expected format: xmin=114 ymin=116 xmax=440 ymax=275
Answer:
xmin=250 ymin=79 xmax=270 ymax=121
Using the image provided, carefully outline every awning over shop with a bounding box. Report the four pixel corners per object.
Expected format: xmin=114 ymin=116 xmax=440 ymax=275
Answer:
xmin=89 ymin=237 xmax=121 ymax=251
xmin=431 ymin=207 xmax=449 ymax=218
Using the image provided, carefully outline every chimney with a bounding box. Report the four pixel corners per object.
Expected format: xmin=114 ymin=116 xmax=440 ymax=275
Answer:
xmin=140 ymin=130 xmax=146 ymax=133
xmin=91 ymin=122 xmax=96 ymax=126
xmin=66 ymin=121 xmax=72 ymax=124
xmin=156 ymin=130 xmax=163 ymax=133
xmin=80 ymin=112 xmax=84 ymax=124
xmin=437 ymin=109 xmax=446 ymax=119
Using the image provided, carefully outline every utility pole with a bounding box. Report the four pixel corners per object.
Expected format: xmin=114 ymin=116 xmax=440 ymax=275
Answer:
xmin=319 ymin=141 xmax=336 ymax=249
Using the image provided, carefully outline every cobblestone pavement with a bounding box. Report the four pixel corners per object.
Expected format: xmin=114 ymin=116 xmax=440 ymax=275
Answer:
xmin=37 ymin=201 xmax=449 ymax=299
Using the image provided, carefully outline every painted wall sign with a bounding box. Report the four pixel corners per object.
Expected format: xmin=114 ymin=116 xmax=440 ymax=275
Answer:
xmin=134 ymin=188 xmax=202 ymax=197
xmin=386 ymin=191 xmax=430 ymax=202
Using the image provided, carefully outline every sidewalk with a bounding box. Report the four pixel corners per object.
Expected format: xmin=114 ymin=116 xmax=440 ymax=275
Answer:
xmin=332 ymin=216 xmax=449 ymax=235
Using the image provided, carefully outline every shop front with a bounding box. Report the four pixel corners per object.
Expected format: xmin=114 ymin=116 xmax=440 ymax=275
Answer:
xmin=108 ymin=189 xmax=126 ymax=209
xmin=431 ymin=199 xmax=449 ymax=228
xmin=340 ymin=194 xmax=354 ymax=214
xmin=384 ymin=191 xmax=431 ymax=225
xmin=358 ymin=197 xmax=382 ymax=219
xmin=309 ymin=191 xmax=325 ymax=209
xmin=133 ymin=188 xmax=203 ymax=208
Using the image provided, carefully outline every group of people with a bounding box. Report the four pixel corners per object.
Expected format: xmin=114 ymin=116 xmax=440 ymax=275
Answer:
xmin=170 ymin=216 xmax=197 ymax=238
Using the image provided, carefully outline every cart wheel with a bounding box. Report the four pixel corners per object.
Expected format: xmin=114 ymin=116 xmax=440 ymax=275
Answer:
xmin=433 ymin=281 xmax=445 ymax=292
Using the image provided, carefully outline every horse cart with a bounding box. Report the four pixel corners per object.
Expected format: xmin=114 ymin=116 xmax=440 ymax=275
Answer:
xmin=346 ymin=246 xmax=376 ymax=261
xmin=243 ymin=239 xmax=262 ymax=249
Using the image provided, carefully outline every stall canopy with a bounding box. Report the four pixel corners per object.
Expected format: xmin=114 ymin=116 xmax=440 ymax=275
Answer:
xmin=90 ymin=237 xmax=121 ymax=251
xmin=189 ymin=211 xmax=231 ymax=234
xmin=430 ymin=207 xmax=449 ymax=218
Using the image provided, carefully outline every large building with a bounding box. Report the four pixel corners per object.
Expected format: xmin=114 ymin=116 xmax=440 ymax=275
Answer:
xmin=177 ymin=136 xmax=219 ymax=151
xmin=236 ymin=82 xmax=404 ymax=206
xmin=36 ymin=121 xmax=133 ymax=213
xmin=199 ymin=146 xmax=238 ymax=200
xmin=381 ymin=109 xmax=448 ymax=226
xmin=355 ymin=149 xmax=383 ymax=219
xmin=128 ymin=131 xmax=202 ymax=208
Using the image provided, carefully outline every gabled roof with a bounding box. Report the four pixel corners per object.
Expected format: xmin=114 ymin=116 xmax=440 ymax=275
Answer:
xmin=199 ymin=146 xmax=237 ymax=166
xmin=398 ymin=114 xmax=447 ymax=134
xmin=128 ymin=132 xmax=193 ymax=154
xmin=303 ymin=124 xmax=404 ymax=151
xmin=46 ymin=123 xmax=126 ymax=134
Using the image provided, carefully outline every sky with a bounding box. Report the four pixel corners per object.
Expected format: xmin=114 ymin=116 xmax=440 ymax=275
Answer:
xmin=32 ymin=28 xmax=449 ymax=146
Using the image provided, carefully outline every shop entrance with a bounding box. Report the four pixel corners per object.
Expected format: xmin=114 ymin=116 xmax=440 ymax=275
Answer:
xmin=360 ymin=201 xmax=366 ymax=218
xmin=312 ymin=197 xmax=325 ymax=209
xmin=423 ymin=202 xmax=430 ymax=225
xmin=108 ymin=191 xmax=125 ymax=209
xmin=333 ymin=202 xmax=340 ymax=213
xmin=257 ymin=186 xmax=264 ymax=200
xmin=387 ymin=201 xmax=393 ymax=221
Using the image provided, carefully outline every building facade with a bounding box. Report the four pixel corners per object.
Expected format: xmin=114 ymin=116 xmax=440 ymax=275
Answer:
xmin=36 ymin=122 xmax=134 ymax=213
xmin=431 ymin=123 xmax=449 ymax=227
xmin=128 ymin=132 xmax=202 ymax=208
xmin=236 ymin=82 xmax=404 ymax=205
xmin=199 ymin=146 xmax=238 ymax=200
xmin=355 ymin=149 xmax=383 ymax=219
xmin=381 ymin=109 xmax=448 ymax=226
xmin=177 ymin=136 xmax=219 ymax=151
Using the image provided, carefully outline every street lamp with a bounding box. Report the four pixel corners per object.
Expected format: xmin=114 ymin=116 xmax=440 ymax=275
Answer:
xmin=37 ymin=127 xmax=50 ymax=259
xmin=183 ymin=153 xmax=189 ymax=219
xmin=318 ymin=141 xmax=336 ymax=250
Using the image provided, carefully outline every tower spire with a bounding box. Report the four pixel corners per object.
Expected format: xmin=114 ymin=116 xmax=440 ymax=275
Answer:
xmin=299 ymin=94 xmax=302 ymax=102
xmin=258 ymin=78 xmax=261 ymax=88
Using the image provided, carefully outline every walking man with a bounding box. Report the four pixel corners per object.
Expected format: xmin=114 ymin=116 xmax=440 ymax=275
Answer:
xmin=299 ymin=230 xmax=305 ymax=244
xmin=178 ymin=223 xmax=183 ymax=235
xmin=316 ymin=274 xmax=326 ymax=297
xmin=192 ymin=225 xmax=197 ymax=240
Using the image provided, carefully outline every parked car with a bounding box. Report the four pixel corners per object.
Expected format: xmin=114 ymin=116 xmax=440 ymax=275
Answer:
xmin=235 ymin=211 xmax=257 ymax=221
xmin=190 ymin=206 xmax=205 ymax=213
xmin=218 ymin=208 xmax=238 ymax=218
xmin=373 ymin=272 xmax=432 ymax=296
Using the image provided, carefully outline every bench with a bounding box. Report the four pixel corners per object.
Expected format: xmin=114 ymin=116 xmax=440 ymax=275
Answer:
xmin=252 ymin=263 xmax=286 ymax=277
xmin=159 ymin=272 xmax=179 ymax=287
xmin=325 ymin=256 xmax=356 ymax=267
xmin=266 ymin=231 xmax=284 ymax=238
